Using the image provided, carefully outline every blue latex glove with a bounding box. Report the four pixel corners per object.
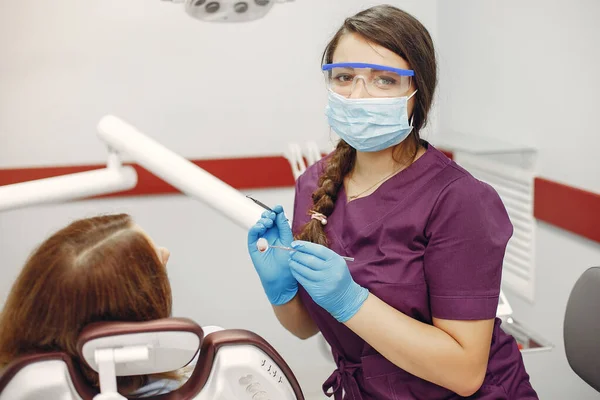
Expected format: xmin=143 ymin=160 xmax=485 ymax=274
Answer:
xmin=247 ymin=205 xmax=298 ymax=305
xmin=288 ymin=240 xmax=369 ymax=323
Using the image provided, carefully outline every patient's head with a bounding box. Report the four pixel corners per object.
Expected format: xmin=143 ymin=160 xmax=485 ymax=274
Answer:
xmin=0 ymin=214 xmax=172 ymax=392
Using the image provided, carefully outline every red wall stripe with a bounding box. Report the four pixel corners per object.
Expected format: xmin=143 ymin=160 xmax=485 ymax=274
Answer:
xmin=533 ymin=177 xmax=600 ymax=244
xmin=0 ymin=156 xmax=296 ymax=199
xmin=2 ymin=152 xmax=600 ymax=245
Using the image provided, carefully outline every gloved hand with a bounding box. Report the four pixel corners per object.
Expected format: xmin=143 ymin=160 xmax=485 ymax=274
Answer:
xmin=247 ymin=205 xmax=298 ymax=306
xmin=288 ymin=240 xmax=369 ymax=323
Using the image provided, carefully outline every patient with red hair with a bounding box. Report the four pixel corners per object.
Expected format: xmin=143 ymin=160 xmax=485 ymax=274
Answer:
xmin=0 ymin=214 xmax=188 ymax=397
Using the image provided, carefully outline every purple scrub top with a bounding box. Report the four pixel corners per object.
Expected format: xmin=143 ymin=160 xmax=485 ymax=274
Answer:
xmin=291 ymin=142 xmax=538 ymax=400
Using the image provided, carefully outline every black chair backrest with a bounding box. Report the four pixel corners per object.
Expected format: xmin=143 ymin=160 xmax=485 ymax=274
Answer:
xmin=564 ymin=266 xmax=600 ymax=392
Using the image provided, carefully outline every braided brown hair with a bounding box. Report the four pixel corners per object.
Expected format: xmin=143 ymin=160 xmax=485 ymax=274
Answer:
xmin=295 ymin=5 xmax=438 ymax=246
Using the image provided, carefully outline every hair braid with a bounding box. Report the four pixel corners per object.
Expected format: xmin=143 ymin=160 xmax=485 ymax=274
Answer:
xmin=295 ymin=140 xmax=355 ymax=246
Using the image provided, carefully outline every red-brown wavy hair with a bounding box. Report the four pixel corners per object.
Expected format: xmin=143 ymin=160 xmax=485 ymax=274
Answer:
xmin=0 ymin=214 xmax=176 ymax=394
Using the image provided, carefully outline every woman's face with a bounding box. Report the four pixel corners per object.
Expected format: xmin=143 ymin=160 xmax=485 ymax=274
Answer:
xmin=331 ymin=33 xmax=416 ymax=114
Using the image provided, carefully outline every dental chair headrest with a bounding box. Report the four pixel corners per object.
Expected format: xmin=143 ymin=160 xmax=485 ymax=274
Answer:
xmin=0 ymin=318 xmax=305 ymax=400
xmin=77 ymin=317 xmax=203 ymax=376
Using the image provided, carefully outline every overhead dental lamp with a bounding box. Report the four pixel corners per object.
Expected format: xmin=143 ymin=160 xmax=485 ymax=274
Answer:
xmin=163 ymin=0 xmax=294 ymax=23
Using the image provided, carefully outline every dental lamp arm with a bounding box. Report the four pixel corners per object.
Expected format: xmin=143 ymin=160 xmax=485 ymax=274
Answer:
xmin=0 ymin=153 xmax=137 ymax=212
xmin=0 ymin=115 xmax=264 ymax=228
xmin=96 ymin=115 xmax=263 ymax=230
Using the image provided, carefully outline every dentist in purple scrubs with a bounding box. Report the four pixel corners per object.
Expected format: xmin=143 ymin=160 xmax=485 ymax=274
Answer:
xmin=247 ymin=5 xmax=537 ymax=399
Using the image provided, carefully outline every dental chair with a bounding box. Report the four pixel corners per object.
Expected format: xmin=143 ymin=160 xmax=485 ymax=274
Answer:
xmin=564 ymin=266 xmax=600 ymax=393
xmin=0 ymin=317 xmax=304 ymax=400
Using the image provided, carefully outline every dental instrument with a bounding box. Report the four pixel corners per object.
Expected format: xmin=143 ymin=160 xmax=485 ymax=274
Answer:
xmin=274 ymin=245 xmax=354 ymax=262
xmin=246 ymin=195 xmax=274 ymax=213
xmin=256 ymin=238 xmax=354 ymax=262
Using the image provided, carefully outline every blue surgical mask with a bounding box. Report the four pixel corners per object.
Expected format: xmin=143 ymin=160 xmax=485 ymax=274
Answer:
xmin=324 ymin=89 xmax=418 ymax=152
